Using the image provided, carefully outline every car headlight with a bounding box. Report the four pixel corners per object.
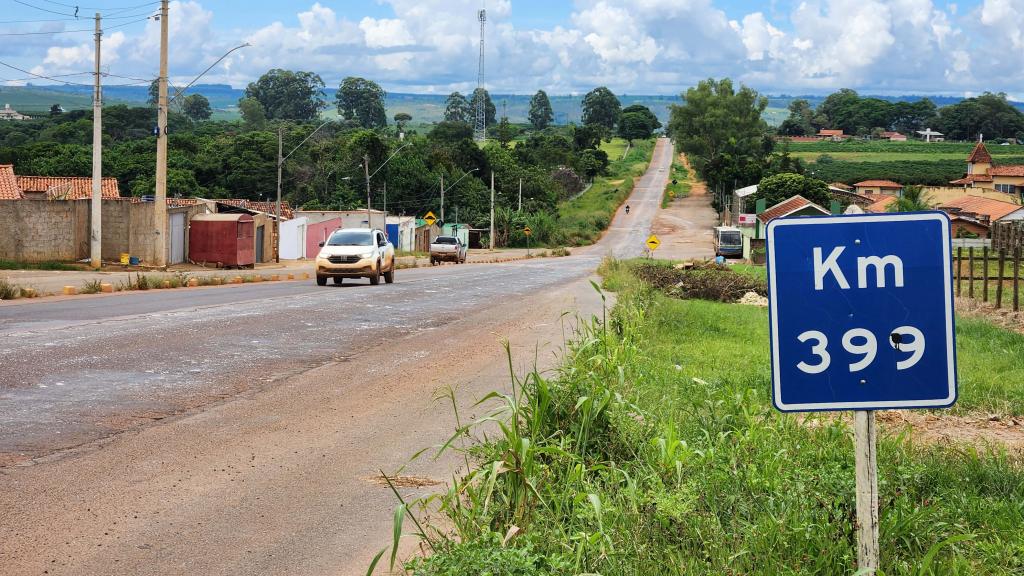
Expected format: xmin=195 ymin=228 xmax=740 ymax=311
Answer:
xmin=361 ymin=251 xmax=375 ymax=259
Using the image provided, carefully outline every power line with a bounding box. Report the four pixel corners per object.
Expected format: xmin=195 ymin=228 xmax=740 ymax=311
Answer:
xmin=11 ymin=0 xmax=77 ymax=18
xmin=0 ymin=27 xmax=92 ymax=35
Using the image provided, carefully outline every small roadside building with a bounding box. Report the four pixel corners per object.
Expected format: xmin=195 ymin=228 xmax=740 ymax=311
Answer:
xmin=386 ymin=215 xmax=417 ymax=252
xmin=740 ymin=195 xmax=830 ymax=258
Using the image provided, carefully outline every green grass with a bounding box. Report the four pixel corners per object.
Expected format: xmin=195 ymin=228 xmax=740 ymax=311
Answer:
xmin=553 ymin=139 xmax=654 ymax=246
xmin=0 ymin=260 xmax=83 ymax=271
xmin=663 ymin=158 xmax=691 ymax=207
xmin=398 ymin=259 xmax=1024 ymax=575
xmin=599 ymin=138 xmax=630 ymax=161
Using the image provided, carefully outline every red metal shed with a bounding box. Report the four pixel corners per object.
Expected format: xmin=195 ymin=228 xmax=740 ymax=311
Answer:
xmin=188 ymin=213 xmax=255 ymax=267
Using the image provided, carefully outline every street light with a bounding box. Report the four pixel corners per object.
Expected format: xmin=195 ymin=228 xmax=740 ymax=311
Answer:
xmin=364 ymin=143 xmax=411 ymax=229
xmin=441 ymin=168 xmax=479 ymax=222
xmin=324 ymin=170 xmax=351 ymax=203
xmin=276 ymin=118 xmax=335 ymax=262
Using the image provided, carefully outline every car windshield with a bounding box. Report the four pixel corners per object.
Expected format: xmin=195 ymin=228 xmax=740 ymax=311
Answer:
xmin=721 ymin=231 xmax=742 ymax=245
xmin=327 ymin=230 xmax=373 ymax=246
xmin=434 ymin=237 xmax=458 ymax=245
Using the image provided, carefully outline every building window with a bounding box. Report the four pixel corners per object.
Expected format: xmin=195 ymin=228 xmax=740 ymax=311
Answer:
xmin=996 ymin=184 xmax=1016 ymax=194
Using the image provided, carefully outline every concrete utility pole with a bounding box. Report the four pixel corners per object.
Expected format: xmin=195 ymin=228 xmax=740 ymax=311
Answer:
xmin=489 ymin=171 xmax=495 ymax=250
xmin=440 ymin=173 xmax=444 ymax=222
xmin=364 ymin=155 xmax=372 ymax=228
xmin=518 ymin=178 xmax=522 ymax=212
xmin=153 ymin=0 xmax=169 ymax=267
xmin=275 ymin=126 xmax=283 ymax=262
xmin=90 ymin=12 xmax=102 ymax=269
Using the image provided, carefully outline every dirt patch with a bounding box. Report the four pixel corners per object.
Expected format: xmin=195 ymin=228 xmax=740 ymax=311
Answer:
xmin=878 ymin=410 xmax=1024 ymax=452
xmin=370 ymin=474 xmax=443 ymax=488
xmin=678 ymin=153 xmax=708 ymax=196
xmin=956 ymin=296 xmax=1024 ymax=334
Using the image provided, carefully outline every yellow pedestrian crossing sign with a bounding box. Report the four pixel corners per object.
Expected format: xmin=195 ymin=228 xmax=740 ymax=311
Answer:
xmin=423 ymin=211 xmax=437 ymax=226
xmin=646 ymin=235 xmax=661 ymax=251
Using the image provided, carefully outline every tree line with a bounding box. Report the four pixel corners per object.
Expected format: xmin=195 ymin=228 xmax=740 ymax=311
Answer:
xmin=779 ymin=89 xmax=1024 ymax=142
xmin=0 ymin=69 xmax=663 ymax=248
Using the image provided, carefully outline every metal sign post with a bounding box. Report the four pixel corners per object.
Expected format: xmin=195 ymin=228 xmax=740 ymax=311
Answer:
xmin=646 ymin=235 xmax=660 ymax=258
xmin=523 ymin=226 xmax=532 ymax=257
xmin=766 ymin=212 xmax=957 ymax=575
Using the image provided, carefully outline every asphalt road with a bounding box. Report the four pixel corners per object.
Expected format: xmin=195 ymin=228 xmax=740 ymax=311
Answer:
xmin=0 ymin=137 xmax=676 ymax=575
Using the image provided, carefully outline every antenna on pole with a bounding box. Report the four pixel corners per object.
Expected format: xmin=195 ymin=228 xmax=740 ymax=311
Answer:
xmin=474 ymin=7 xmax=487 ymax=142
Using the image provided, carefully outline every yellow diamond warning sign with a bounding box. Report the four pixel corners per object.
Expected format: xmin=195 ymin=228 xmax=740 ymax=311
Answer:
xmin=423 ymin=211 xmax=437 ymax=226
xmin=646 ymin=235 xmax=661 ymax=251
xmin=523 ymin=226 xmax=533 ymax=237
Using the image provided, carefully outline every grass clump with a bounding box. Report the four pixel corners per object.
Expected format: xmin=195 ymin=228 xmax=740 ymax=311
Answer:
xmin=79 ymin=280 xmax=103 ymax=294
xmin=389 ymin=260 xmax=1024 ymax=575
xmin=0 ymin=279 xmax=22 ymax=299
xmin=0 ymin=259 xmax=82 ymax=271
xmin=631 ymin=260 xmax=767 ymax=302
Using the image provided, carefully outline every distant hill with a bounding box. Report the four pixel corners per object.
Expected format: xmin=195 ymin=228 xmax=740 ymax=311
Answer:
xmin=3 ymin=84 xmax=1021 ymax=127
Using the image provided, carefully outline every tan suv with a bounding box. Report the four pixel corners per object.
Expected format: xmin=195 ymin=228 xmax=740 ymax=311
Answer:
xmin=315 ymin=228 xmax=395 ymax=286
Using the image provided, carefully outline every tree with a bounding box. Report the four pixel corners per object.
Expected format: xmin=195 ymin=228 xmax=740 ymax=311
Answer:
xmin=494 ymin=117 xmax=516 ymax=148
xmin=749 ymin=173 xmax=832 ymax=208
xmin=618 ymin=105 xmax=660 ymax=142
xmin=528 ymin=90 xmax=554 ymax=130
xmin=469 ymin=88 xmax=497 ymax=127
xmin=238 ymin=97 xmax=267 ymax=130
xmin=182 ymin=94 xmax=212 ymax=122
xmin=337 ymin=77 xmax=387 ymax=129
xmin=444 ymin=92 xmax=472 ymax=123
xmin=393 ymin=112 xmax=412 ymax=132
xmin=667 ymin=78 xmax=769 ymax=192
xmin=577 ymin=148 xmax=609 ymax=179
xmin=816 ymin=88 xmax=861 ymax=132
xmin=778 ymin=99 xmax=814 ymax=136
xmin=49 ymin=104 xmax=63 ymax=117
xmin=887 ymin=185 xmax=932 ymax=212
xmin=243 ymin=69 xmax=326 ymax=121
xmin=581 ymin=87 xmax=621 ymax=135
xmin=148 ymin=79 xmax=160 ymax=106
xmin=937 ymin=93 xmax=1024 ymax=141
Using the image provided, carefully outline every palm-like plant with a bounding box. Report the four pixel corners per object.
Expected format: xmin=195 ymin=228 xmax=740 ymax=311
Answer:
xmin=888 ymin=185 xmax=932 ymax=212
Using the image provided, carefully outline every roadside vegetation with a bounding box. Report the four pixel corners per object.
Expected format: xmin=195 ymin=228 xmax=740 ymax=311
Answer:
xmin=389 ymin=259 xmax=1024 ymax=575
xmin=0 ymin=260 xmax=82 ymax=271
xmin=663 ymin=159 xmax=691 ymax=208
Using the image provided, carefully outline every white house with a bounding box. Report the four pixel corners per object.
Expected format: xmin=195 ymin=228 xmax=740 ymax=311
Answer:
xmin=279 ymin=217 xmax=309 ymax=260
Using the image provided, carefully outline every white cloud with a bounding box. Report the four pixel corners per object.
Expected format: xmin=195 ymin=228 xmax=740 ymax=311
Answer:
xmin=16 ymin=0 xmax=1024 ymax=96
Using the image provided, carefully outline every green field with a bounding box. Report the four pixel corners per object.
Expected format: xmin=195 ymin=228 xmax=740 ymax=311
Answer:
xmin=400 ymin=260 xmax=1024 ymax=575
xmin=789 ymin=140 xmax=1024 ymax=163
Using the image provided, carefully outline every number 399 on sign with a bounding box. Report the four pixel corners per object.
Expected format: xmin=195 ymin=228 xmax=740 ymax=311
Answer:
xmin=766 ymin=212 xmax=958 ymax=412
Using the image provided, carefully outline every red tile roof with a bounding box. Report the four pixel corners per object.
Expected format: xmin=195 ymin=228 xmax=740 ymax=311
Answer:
xmin=865 ymin=196 xmax=897 ymax=213
xmin=0 ymin=165 xmax=22 ymax=199
xmin=818 ymin=129 xmax=845 ymax=137
xmin=967 ymin=141 xmax=993 ymax=164
xmin=16 ymin=175 xmax=120 ymax=199
xmin=939 ymin=195 xmax=1024 ymax=222
xmin=950 ymin=174 xmax=994 ymax=185
xmin=855 ymin=180 xmax=903 ymax=188
xmin=216 ymin=199 xmax=294 ymax=219
xmin=830 ymin=182 xmax=853 ymax=191
xmin=757 ymin=195 xmax=829 ymax=224
xmin=990 ymin=165 xmax=1024 ymax=177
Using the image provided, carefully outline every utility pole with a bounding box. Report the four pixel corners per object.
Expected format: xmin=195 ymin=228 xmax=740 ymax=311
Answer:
xmin=153 ymin=0 xmax=169 ymax=267
xmin=383 ymin=181 xmax=388 ymax=232
xmin=364 ymin=155 xmax=372 ymax=228
xmin=518 ymin=178 xmax=522 ymax=212
xmin=489 ymin=171 xmax=495 ymax=251
xmin=90 ymin=12 xmax=102 ymax=269
xmin=440 ymin=173 xmax=444 ymax=222
xmin=275 ymin=125 xmax=282 ymax=263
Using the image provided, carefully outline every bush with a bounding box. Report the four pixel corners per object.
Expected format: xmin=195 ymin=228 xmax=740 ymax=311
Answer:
xmin=632 ymin=261 xmax=767 ymax=301
xmin=0 ymin=279 xmax=21 ymax=300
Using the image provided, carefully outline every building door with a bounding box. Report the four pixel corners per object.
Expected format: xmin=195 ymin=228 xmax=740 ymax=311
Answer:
xmin=255 ymin=225 xmax=265 ymax=263
xmin=169 ymin=212 xmax=186 ymax=265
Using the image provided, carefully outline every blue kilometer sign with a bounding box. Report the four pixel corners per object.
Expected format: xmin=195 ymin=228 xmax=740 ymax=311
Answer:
xmin=766 ymin=212 xmax=958 ymax=412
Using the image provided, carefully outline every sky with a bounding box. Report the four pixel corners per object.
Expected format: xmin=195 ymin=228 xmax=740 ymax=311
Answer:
xmin=1 ymin=0 xmax=1022 ymax=97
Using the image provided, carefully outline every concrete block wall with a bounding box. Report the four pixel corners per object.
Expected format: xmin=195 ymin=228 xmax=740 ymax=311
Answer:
xmin=0 ymin=200 xmax=88 ymax=262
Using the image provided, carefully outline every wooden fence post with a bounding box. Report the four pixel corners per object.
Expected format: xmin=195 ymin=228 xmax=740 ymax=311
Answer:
xmin=969 ymin=247 xmax=975 ymax=299
xmin=983 ymin=246 xmax=990 ymax=303
xmin=956 ymin=247 xmax=962 ymax=297
xmin=997 ymin=250 xmax=1005 ymax=309
xmin=1015 ymin=248 xmax=1020 ymax=313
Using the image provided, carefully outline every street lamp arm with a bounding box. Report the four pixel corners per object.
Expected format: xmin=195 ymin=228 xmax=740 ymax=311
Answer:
xmin=169 ymin=43 xmax=250 ymax=105
xmin=281 ymin=119 xmax=334 ymax=163
xmin=367 ymin=143 xmax=411 ymax=180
